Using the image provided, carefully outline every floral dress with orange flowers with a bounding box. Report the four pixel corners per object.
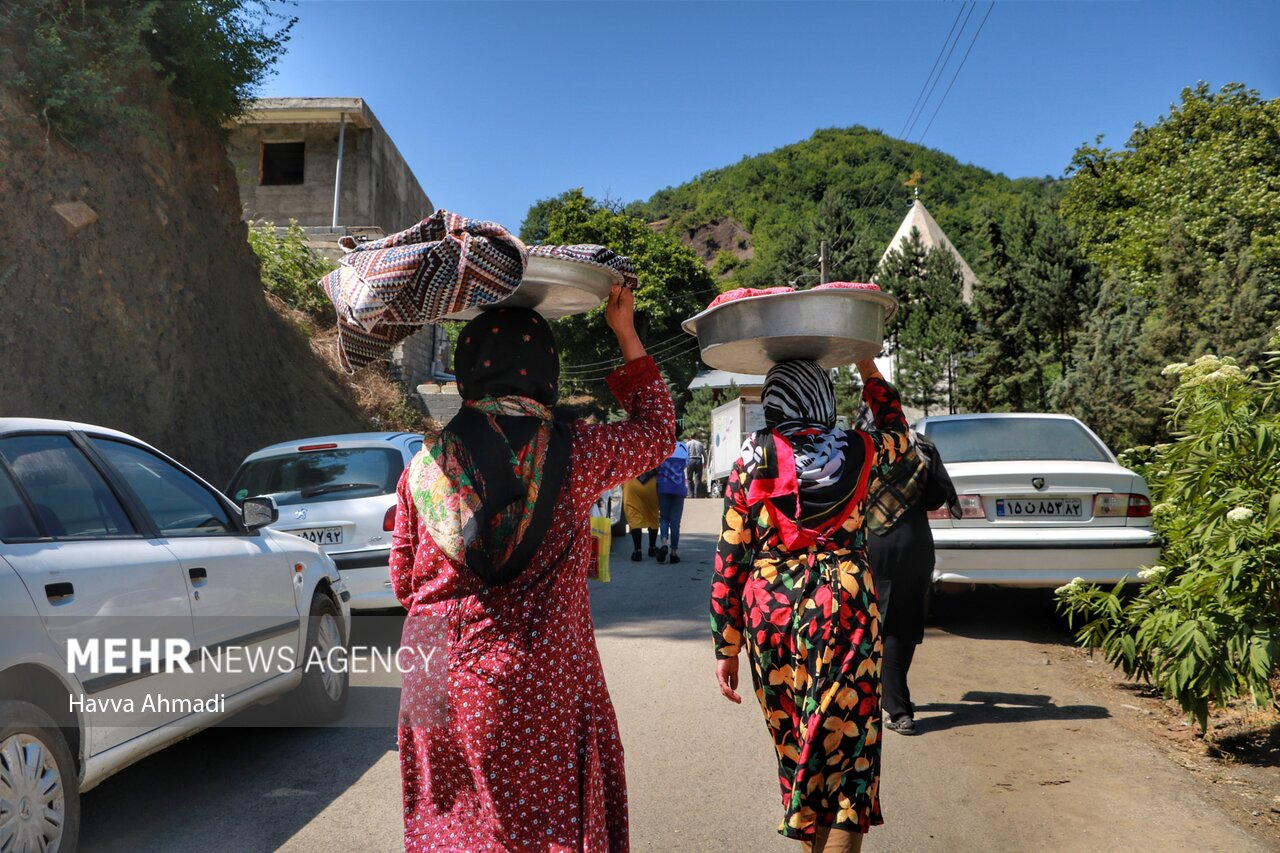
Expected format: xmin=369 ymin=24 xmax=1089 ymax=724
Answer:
xmin=710 ymin=378 xmax=908 ymax=842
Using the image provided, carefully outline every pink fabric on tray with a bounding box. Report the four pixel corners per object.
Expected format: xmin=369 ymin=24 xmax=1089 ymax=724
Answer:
xmin=814 ymin=281 xmax=880 ymax=291
xmin=706 ymin=286 xmax=795 ymax=310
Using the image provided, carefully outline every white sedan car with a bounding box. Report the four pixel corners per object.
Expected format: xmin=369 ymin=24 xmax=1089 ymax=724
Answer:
xmin=227 ymin=432 xmax=424 ymax=610
xmin=0 ymin=419 xmax=350 ymax=852
xmin=916 ymin=413 xmax=1161 ymax=587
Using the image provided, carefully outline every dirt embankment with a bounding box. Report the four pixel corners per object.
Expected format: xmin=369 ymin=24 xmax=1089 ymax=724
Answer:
xmin=0 ymin=89 xmax=366 ymax=484
xmin=652 ymin=216 xmax=754 ymax=270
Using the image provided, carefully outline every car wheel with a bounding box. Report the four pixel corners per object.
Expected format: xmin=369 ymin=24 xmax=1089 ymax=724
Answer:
xmin=291 ymin=593 xmax=349 ymax=724
xmin=0 ymin=700 xmax=80 ymax=853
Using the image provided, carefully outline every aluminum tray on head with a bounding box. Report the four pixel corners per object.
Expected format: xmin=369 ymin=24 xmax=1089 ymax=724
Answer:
xmin=442 ymin=253 xmax=623 ymax=321
xmin=682 ymin=288 xmax=898 ymax=374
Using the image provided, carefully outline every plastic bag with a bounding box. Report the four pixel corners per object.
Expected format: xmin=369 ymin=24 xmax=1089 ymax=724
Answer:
xmin=588 ymin=515 xmax=612 ymax=583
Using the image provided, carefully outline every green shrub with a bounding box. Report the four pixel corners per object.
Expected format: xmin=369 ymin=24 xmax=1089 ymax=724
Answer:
xmin=248 ymin=220 xmax=334 ymax=317
xmin=1056 ymin=335 xmax=1280 ymax=730
xmin=0 ymin=0 xmax=294 ymax=145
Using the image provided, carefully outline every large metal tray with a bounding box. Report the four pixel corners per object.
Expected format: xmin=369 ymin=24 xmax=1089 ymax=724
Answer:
xmin=682 ymin=289 xmax=898 ymax=374
xmin=442 ymin=254 xmax=623 ymax=321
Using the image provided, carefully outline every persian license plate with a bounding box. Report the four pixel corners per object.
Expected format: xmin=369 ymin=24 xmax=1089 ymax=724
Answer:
xmin=295 ymin=526 xmax=343 ymax=545
xmin=995 ymin=498 xmax=1083 ymax=519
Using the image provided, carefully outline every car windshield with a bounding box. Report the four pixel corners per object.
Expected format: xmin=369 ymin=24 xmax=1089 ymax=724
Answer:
xmin=924 ymin=418 xmax=1111 ymax=464
xmin=228 ymin=447 xmax=403 ymax=506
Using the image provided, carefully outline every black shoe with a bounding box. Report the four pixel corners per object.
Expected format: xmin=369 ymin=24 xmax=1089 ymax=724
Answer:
xmin=886 ymin=715 xmax=917 ymax=735
xmin=669 ymin=554 xmax=681 ymax=564
xmin=656 ymin=545 xmax=669 ymax=563
xmin=631 ymin=551 xmax=642 ymax=562
xmin=648 ymin=546 xmax=656 ymax=557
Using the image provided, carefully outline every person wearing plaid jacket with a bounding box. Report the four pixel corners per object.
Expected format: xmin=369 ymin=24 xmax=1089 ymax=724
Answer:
xmin=863 ymin=423 xmax=960 ymax=736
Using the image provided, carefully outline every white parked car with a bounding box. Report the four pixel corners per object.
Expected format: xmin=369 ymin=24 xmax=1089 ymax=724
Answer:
xmin=227 ymin=433 xmax=424 ymax=610
xmin=0 ymin=419 xmax=351 ymax=852
xmin=916 ymin=413 xmax=1161 ymax=587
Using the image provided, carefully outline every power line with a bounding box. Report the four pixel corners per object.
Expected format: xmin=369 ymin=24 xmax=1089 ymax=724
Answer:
xmin=917 ymin=2 xmax=996 ymax=144
xmin=856 ymin=2 xmax=975 ymax=229
xmin=561 ymin=329 xmax=695 ymax=371
xmin=897 ymin=2 xmax=971 ymax=141
xmin=901 ymin=2 xmax=977 ymax=142
xmin=563 ymin=343 xmax=699 ymax=380
xmin=857 ymin=1 xmax=995 ymax=246
xmin=562 ymin=338 xmax=702 ymax=380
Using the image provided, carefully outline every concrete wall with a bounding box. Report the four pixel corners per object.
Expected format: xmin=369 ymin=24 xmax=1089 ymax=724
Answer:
xmin=228 ymin=122 xmax=367 ymax=226
xmin=364 ymin=109 xmax=433 ymax=233
xmin=227 ymin=117 xmax=431 ymax=233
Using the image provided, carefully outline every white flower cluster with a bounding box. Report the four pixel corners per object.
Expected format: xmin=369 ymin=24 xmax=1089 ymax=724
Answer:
xmin=1054 ymin=576 xmax=1089 ymax=595
xmin=1169 ymin=354 xmax=1251 ymax=389
xmin=1226 ymin=506 xmax=1254 ymax=523
xmin=1137 ymin=565 xmax=1169 ymax=581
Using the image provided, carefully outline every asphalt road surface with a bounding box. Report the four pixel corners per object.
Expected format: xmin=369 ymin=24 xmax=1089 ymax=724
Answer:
xmin=80 ymin=500 xmax=1271 ymax=852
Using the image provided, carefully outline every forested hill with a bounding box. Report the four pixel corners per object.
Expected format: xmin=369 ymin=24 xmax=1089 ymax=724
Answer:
xmin=628 ymin=126 xmax=1060 ymax=285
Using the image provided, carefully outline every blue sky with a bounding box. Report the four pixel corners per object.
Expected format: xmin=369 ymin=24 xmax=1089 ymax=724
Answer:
xmin=262 ymin=1 xmax=1279 ymax=232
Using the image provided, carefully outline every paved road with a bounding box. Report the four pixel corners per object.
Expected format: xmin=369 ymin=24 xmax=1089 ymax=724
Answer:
xmin=80 ymin=499 xmax=1270 ymax=852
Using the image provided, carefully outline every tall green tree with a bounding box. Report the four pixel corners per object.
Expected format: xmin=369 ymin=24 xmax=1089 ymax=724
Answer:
xmin=527 ymin=190 xmax=714 ymax=411
xmin=961 ymin=212 xmax=1046 ymax=411
xmin=1132 ymin=219 xmax=1213 ymax=439
xmin=1061 ymin=82 xmax=1280 ymax=302
xmin=879 ymin=228 xmax=966 ymax=415
xmin=1023 ymin=209 xmax=1097 ymax=378
xmin=1199 ymin=218 xmax=1275 ymax=364
xmin=1054 ymin=276 xmax=1150 ymax=450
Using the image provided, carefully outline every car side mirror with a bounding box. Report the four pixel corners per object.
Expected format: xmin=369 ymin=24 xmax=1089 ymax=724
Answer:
xmin=242 ymin=496 xmax=279 ymax=531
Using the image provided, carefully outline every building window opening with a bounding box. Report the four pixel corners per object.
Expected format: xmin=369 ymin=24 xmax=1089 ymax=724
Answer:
xmin=260 ymin=142 xmax=305 ymax=185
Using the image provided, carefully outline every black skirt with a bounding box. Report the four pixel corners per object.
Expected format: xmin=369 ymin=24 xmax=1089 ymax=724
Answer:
xmin=868 ymin=503 xmax=934 ymax=646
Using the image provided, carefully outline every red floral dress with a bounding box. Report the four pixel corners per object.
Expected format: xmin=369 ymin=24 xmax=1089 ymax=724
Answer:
xmin=391 ymin=356 xmax=674 ymax=852
xmin=710 ymin=378 xmax=907 ymax=841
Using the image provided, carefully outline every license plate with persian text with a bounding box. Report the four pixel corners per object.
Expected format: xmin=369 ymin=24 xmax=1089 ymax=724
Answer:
xmin=294 ymin=526 xmax=344 ymax=545
xmin=995 ymin=498 xmax=1083 ymax=518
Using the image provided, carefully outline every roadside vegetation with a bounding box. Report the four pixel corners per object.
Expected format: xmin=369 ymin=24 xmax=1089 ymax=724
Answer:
xmin=247 ymin=221 xmax=433 ymax=434
xmin=1057 ymin=339 xmax=1280 ymax=731
xmin=0 ymin=0 xmax=294 ymax=146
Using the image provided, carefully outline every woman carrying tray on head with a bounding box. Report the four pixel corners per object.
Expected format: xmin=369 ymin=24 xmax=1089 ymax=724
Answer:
xmin=711 ymin=357 xmax=908 ymax=853
xmin=391 ymin=284 xmax=674 ymax=852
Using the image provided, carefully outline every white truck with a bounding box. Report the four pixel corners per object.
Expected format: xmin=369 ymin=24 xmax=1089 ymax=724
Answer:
xmin=709 ymin=398 xmax=766 ymax=497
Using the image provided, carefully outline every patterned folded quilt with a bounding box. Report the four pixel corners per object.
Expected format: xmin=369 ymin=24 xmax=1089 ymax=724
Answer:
xmin=319 ymin=211 xmax=638 ymax=372
xmin=528 ymin=244 xmax=639 ymax=292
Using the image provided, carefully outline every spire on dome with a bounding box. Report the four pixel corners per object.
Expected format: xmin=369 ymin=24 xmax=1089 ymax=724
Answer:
xmin=877 ymin=199 xmax=978 ymax=304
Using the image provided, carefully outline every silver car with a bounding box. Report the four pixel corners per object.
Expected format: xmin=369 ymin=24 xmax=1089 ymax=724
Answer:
xmin=917 ymin=413 xmax=1161 ymax=587
xmin=0 ymin=419 xmax=350 ymax=852
xmin=228 ymin=433 xmax=424 ymax=610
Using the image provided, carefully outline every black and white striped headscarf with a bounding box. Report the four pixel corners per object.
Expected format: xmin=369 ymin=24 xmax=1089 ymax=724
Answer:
xmin=762 ymin=360 xmax=837 ymax=434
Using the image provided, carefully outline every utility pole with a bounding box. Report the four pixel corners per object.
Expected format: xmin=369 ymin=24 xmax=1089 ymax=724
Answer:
xmin=332 ymin=111 xmax=347 ymax=228
xmin=819 ymin=240 xmax=829 ymax=284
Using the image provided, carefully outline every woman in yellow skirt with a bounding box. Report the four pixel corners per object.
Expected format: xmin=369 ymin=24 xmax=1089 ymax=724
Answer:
xmin=622 ymin=470 xmax=660 ymax=561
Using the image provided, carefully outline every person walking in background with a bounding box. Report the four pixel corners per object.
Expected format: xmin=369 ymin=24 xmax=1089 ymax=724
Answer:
xmin=712 ymin=358 xmax=908 ymax=853
xmin=623 ymin=470 xmax=660 ymax=561
xmin=860 ymin=409 xmax=960 ymax=736
xmin=391 ymin=286 xmax=674 ymax=852
xmin=656 ymin=436 xmax=688 ymax=563
xmin=685 ymin=433 xmax=707 ymax=497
